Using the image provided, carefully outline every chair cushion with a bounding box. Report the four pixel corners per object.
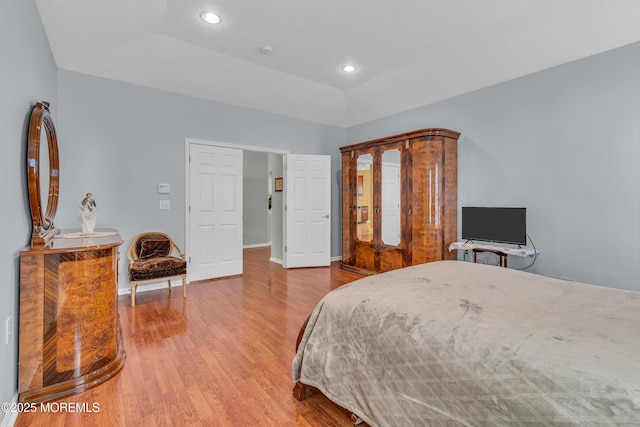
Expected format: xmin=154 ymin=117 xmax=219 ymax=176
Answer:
xmin=128 ymin=257 xmax=187 ymax=282
xmin=138 ymin=238 xmax=171 ymax=259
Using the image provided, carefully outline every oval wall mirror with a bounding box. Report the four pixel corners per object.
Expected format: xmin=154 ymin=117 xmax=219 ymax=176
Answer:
xmin=27 ymin=101 xmax=60 ymax=248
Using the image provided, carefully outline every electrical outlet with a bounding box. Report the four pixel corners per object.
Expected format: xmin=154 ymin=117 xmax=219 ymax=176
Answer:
xmin=5 ymin=316 xmax=11 ymax=344
xmin=159 ymin=200 xmax=171 ymax=210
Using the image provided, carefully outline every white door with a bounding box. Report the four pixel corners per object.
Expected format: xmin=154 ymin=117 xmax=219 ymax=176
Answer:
xmin=188 ymin=143 xmax=243 ymax=281
xmin=283 ymin=154 xmax=331 ymax=268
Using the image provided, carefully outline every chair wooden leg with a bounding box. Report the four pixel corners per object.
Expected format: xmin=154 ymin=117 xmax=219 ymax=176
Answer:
xmin=182 ymin=277 xmax=187 ymax=298
xmin=168 ymin=279 xmax=172 ymax=292
xmin=131 ymin=283 xmax=137 ymax=307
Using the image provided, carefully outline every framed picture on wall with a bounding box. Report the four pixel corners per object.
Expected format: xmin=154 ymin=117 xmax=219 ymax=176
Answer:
xmin=275 ymin=177 xmax=283 ymax=192
xmin=357 ymin=175 xmax=364 ymax=196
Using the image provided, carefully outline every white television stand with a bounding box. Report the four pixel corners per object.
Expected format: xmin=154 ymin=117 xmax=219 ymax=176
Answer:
xmin=448 ymin=241 xmax=538 ymax=268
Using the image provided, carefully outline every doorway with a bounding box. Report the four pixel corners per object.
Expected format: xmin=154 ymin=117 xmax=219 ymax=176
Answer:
xmin=185 ymin=139 xmax=331 ymax=281
xmin=185 ymin=139 xmax=288 ymax=282
xmin=242 ymin=150 xmax=284 ymax=263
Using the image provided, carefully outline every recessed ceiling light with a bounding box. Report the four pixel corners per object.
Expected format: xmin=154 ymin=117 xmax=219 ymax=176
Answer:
xmin=201 ymin=11 xmax=221 ymax=24
xmin=341 ymin=64 xmax=357 ymax=73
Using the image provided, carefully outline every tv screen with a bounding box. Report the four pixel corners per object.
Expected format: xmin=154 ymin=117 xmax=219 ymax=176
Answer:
xmin=462 ymin=207 xmax=527 ymax=245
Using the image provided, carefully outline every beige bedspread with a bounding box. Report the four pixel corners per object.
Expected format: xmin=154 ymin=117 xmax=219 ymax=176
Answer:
xmin=292 ymin=261 xmax=640 ymax=426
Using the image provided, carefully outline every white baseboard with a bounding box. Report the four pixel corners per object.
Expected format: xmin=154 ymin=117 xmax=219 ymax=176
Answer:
xmin=1 ymin=393 xmax=18 ymax=427
xmin=117 ymin=279 xmax=185 ymax=296
xmin=117 ymin=254 xmax=343 ymax=295
xmin=243 ymin=242 xmax=271 ymax=249
xmin=542 ymin=273 xmax=576 ymax=282
xmin=270 ymin=256 xmax=340 ymax=266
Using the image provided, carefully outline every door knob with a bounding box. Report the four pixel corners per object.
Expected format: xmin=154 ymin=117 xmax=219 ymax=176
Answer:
xmin=324 ymin=214 xmax=330 ymax=218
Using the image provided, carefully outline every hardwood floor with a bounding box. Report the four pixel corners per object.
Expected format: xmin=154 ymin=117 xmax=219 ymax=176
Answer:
xmin=15 ymin=247 xmax=364 ymax=426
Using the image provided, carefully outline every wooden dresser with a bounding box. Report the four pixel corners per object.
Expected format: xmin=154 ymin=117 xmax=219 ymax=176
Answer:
xmin=340 ymin=128 xmax=460 ymax=274
xmin=19 ymin=229 xmax=125 ymax=403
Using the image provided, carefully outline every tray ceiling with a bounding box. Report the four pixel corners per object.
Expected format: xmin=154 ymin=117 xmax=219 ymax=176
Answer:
xmin=36 ymin=0 xmax=640 ymax=127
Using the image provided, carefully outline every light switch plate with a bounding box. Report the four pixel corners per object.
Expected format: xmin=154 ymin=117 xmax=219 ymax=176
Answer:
xmin=158 ymin=183 xmax=171 ymax=194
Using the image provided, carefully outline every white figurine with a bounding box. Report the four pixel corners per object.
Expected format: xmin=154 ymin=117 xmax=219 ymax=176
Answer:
xmin=78 ymin=192 xmax=97 ymax=234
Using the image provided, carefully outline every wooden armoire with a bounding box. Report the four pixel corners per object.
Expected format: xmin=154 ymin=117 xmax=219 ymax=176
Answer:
xmin=340 ymin=128 xmax=460 ymax=274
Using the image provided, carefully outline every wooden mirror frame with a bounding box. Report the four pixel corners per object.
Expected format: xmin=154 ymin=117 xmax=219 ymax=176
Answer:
xmin=27 ymin=101 xmax=60 ymax=248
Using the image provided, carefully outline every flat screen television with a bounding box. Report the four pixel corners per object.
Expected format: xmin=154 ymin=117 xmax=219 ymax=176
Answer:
xmin=462 ymin=207 xmax=527 ymax=246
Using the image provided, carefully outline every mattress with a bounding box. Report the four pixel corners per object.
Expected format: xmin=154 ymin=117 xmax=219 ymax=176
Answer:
xmin=292 ymin=261 xmax=640 ymax=426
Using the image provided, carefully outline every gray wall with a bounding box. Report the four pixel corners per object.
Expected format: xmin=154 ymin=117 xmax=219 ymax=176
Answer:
xmin=243 ymin=151 xmax=269 ymax=246
xmin=348 ymin=41 xmax=640 ymax=291
xmin=269 ymin=153 xmax=285 ymax=262
xmin=56 ymin=70 xmax=347 ymax=291
xmin=1 ymin=0 xmax=58 ymax=411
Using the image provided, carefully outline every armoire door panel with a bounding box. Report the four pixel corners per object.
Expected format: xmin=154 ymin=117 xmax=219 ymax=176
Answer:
xmin=353 ymin=242 xmax=376 ymax=272
xmin=341 ymin=153 xmax=355 ymax=265
xmin=423 ymin=138 xmax=447 ymax=263
xmin=378 ymin=246 xmax=405 ymax=272
xmin=410 ymin=139 xmax=429 ymax=265
xmin=442 ymin=137 xmax=459 ymax=261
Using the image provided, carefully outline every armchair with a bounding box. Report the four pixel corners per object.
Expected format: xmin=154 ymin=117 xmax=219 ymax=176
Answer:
xmin=127 ymin=232 xmax=187 ymax=307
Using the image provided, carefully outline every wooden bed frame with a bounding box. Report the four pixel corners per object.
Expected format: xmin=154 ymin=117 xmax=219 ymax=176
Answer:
xmin=292 ymin=316 xmax=314 ymax=401
xmin=292 ymin=316 xmax=367 ymax=425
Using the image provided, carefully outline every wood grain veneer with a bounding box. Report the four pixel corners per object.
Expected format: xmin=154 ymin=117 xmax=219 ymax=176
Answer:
xmin=19 ymin=229 xmax=125 ymax=403
xmin=340 ymin=128 xmax=460 ymax=274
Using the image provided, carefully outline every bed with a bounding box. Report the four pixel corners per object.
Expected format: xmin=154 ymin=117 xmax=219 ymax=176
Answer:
xmin=292 ymin=261 xmax=640 ymax=426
